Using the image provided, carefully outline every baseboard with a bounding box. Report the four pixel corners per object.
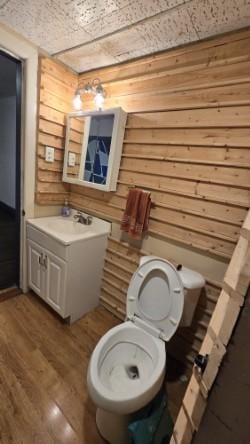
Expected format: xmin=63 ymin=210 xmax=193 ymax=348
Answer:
xmin=0 ymin=200 xmax=16 ymax=217
xmin=0 ymin=286 xmax=21 ymax=303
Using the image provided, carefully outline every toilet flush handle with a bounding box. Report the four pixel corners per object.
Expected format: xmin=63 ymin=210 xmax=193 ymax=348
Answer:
xmin=174 ymin=288 xmax=181 ymax=293
xmin=128 ymin=296 xmax=136 ymax=301
xmin=169 ymin=317 xmax=178 ymax=326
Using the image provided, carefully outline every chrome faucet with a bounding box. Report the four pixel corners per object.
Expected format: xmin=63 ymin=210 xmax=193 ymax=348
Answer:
xmin=73 ymin=211 xmax=93 ymax=225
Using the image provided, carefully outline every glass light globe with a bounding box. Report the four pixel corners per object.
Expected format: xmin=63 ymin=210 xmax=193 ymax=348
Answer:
xmin=73 ymin=94 xmax=82 ymax=110
xmin=94 ymin=93 xmax=104 ymax=110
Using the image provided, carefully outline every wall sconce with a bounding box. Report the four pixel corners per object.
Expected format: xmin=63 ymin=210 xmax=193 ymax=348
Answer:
xmin=73 ymin=78 xmax=106 ymax=111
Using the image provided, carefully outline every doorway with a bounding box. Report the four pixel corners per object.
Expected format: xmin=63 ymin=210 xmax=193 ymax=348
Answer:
xmin=0 ymin=50 xmax=21 ymax=290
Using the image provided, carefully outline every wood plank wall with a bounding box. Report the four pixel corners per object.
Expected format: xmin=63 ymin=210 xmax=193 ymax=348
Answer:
xmin=72 ymin=29 xmax=250 ymax=260
xmin=36 ymin=57 xmax=78 ymax=205
xmin=36 ymin=30 xmax=250 ymax=370
xmin=69 ymin=29 xmax=250 ymax=370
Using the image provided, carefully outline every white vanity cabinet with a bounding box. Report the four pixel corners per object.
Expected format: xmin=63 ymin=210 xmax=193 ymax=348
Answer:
xmin=26 ymin=214 xmax=110 ymax=323
xmin=44 ymin=250 xmax=67 ymax=314
xmin=28 ymin=240 xmax=67 ymax=314
xmin=28 ymin=239 xmax=45 ymax=299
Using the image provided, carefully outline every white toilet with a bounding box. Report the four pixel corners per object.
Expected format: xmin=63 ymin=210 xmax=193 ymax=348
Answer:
xmin=87 ymin=256 xmax=205 ymax=443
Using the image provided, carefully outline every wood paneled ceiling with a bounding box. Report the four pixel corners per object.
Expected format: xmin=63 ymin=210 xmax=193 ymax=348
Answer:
xmin=0 ymin=0 xmax=249 ymax=73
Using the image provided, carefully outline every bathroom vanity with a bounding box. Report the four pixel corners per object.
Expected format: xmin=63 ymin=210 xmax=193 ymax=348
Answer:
xmin=26 ymin=211 xmax=110 ymax=323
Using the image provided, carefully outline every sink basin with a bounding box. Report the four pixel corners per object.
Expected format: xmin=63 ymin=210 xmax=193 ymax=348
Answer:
xmin=43 ymin=218 xmax=92 ymax=235
xmin=27 ymin=212 xmax=110 ymax=245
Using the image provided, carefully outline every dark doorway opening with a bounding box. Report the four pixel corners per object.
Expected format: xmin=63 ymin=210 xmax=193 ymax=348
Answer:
xmin=0 ymin=50 xmax=21 ymax=290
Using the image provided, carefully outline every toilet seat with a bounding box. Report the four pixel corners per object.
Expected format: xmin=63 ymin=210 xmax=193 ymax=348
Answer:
xmin=127 ymin=257 xmax=184 ymax=341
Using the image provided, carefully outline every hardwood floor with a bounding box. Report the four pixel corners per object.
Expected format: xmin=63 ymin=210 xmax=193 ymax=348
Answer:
xmin=0 ymin=292 xmax=187 ymax=443
xmin=0 ymin=293 xmax=118 ymax=443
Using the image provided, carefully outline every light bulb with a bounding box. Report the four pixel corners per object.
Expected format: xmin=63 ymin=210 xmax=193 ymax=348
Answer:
xmin=94 ymin=93 xmax=104 ymax=110
xmin=73 ymin=93 xmax=82 ymax=110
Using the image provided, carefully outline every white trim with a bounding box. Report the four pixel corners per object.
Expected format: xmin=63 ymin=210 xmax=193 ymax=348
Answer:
xmin=0 ymin=24 xmax=38 ymax=292
xmin=78 ymin=116 xmax=91 ymax=181
xmin=63 ymin=107 xmax=127 ymax=192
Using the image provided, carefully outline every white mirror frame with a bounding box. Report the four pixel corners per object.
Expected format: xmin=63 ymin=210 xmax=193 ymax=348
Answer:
xmin=63 ymin=107 xmax=127 ymax=192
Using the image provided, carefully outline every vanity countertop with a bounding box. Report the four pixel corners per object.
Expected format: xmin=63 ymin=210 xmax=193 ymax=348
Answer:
xmin=27 ymin=213 xmax=110 ymax=245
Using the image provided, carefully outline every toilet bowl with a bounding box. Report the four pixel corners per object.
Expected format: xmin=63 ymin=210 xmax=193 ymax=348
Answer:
xmin=87 ymin=321 xmax=166 ymax=415
xmin=87 ymin=256 xmax=205 ymax=443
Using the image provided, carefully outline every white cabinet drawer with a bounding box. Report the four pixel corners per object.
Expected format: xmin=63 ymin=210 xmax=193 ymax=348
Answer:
xmin=27 ymin=224 xmax=68 ymax=261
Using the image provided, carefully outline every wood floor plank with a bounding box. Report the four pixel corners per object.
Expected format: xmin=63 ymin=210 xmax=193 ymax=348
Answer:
xmin=0 ymin=292 xmax=188 ymax=443
xmin=0 ymin=343 xmax=55 ymax=444
xmin=0 ymin=293 xmax=113 ymax=443
xmin=0 ymin=322 xmax=79 ymax=443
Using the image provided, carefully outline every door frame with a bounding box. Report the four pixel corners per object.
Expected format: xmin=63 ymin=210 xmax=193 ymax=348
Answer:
xmin=0 ymin=49 xmax=22 ymax=287
xmin=0 ymin=24 xmax=38 ymax=291
xmin=15 ymin=55 xmax=22 ymax=286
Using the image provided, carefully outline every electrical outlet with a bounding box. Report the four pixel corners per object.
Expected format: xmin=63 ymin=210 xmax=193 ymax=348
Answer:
xmin=45 ymin=146 xmax=54 ymax=163
xmin=68 ymin=152 xmax=76 ymax=167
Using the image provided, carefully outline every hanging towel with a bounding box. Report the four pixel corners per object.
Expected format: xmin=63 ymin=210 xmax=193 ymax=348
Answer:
xmin=121 ymin=188 xmax=151 ymax=239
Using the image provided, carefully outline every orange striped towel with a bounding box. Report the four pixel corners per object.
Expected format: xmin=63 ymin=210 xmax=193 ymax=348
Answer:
xmin=121 ymin=188 xmax=151 ymax=239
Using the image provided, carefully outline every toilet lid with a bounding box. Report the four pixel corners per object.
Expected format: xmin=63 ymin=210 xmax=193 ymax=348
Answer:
xmin=127 ymin=258 xmax=184 ymax=341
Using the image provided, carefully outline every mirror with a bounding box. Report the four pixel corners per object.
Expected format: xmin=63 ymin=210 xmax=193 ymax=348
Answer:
xmin=83 ymin=114 xmax=114 ymax=185
xmin=64 ymin=116 xmax=85 ymax=180
xmin=63 ymin=108 xmax=127 ymax=192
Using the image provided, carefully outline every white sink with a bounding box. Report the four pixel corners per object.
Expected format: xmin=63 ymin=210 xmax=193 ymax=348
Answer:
xmin=27 ymin=211 xmax=110 ymax=245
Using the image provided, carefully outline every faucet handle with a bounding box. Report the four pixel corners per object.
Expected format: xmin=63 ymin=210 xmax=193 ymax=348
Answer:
xmin=73 ymin=210 xmax=81 ymax=220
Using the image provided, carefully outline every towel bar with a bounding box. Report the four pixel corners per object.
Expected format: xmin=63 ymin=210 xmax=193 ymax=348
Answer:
xmin=127 ymin=185 xmax=156 ymax=208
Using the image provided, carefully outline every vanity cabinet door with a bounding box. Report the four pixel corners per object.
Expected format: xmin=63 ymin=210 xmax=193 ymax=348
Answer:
xmin=44 ymin=250 xmax=67 ymax=316
xmin=28 ymin=240 xmax=45 ymax=299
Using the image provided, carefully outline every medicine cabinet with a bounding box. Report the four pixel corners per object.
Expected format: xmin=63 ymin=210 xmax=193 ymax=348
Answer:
xmin=63 ymin=107 xmax=127 ymax=191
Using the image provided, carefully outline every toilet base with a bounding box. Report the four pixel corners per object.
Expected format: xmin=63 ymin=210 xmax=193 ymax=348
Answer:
xmin=96 ymin=408 xmax=131 ymax=444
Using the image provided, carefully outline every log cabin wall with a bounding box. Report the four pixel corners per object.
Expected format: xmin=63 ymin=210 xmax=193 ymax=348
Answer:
xmin=72 ymin=29 xmax=250 ymax=257
xmin=68 ymin=29 xmax=250 ymax=371
xmin=35 ymin=29 xmax=250 ymax=370
xmin=36 ymin=57 xmax=78 ymax=205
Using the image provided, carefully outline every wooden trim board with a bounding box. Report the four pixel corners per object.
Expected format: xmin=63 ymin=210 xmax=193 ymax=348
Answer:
xmin=171 ymin=208 xmax=250 ymax=443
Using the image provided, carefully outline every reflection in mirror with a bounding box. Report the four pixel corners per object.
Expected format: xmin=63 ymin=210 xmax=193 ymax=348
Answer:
xmin=83 ymin=114 xmax=114 ymax=185
xmin=65 ymin=116 xmax=85 ymax=180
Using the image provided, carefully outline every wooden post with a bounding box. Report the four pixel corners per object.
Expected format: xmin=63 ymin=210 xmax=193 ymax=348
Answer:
xmin=171 ymin=208 xmax=250 ymax=444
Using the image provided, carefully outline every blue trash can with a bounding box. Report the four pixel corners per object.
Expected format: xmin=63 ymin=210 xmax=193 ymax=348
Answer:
xmin=128 ymin=388 xmax=173 ymax=444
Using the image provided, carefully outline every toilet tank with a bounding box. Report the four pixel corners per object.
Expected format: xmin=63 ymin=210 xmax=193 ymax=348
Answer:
xmin=177 ymin=265 xmax=205 ymax=327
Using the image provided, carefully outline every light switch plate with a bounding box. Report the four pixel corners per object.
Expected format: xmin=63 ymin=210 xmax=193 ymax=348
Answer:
xmin=45 ymin=146 xmax=54 ymax=163
xmin=68 ymin=152 xmax=76 ymax=167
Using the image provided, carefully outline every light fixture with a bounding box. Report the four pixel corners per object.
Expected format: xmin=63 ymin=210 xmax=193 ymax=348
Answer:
xmin=73 ymin=92 xmax=82 ymax=110
xmin=73 ymin=78 xmax=106 ymax=111
xmin=94 ymin=92 xmax=105 ymax=109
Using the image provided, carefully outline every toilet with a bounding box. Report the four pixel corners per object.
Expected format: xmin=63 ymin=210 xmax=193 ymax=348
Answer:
xmin=87 ymin=256 xmax=205 ymax=443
